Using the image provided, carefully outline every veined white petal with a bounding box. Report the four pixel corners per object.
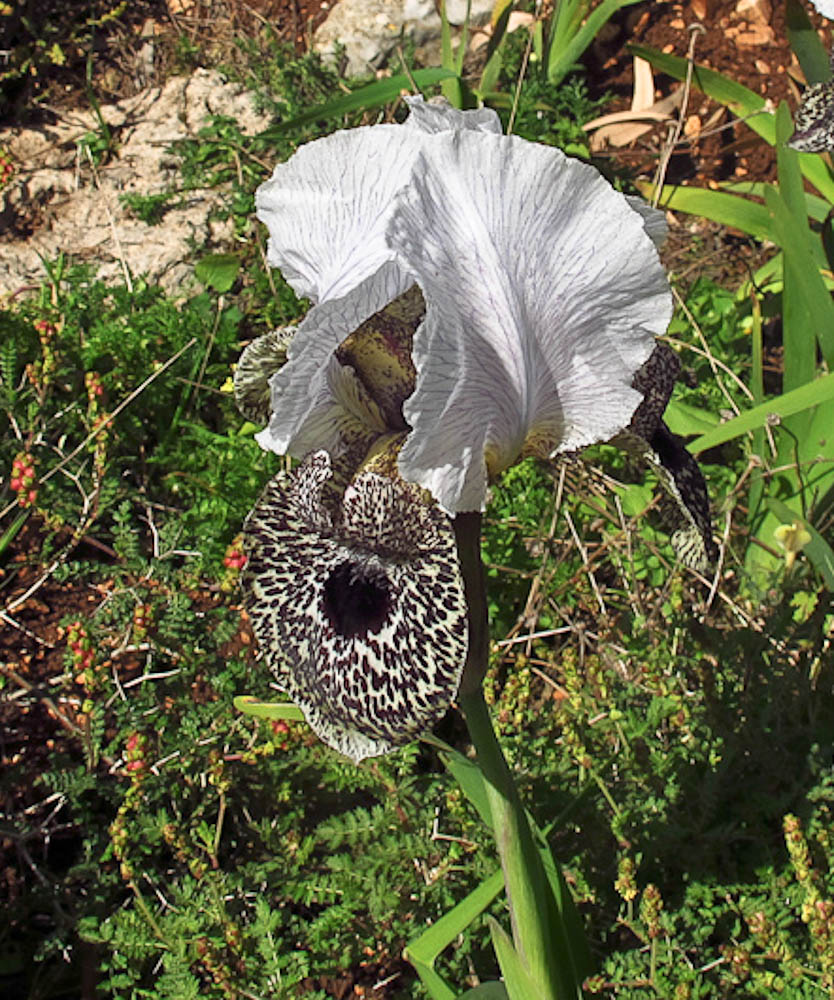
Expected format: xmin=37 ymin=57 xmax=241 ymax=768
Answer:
xmin=256 ymin=262 xmax=412 ymax=457
xmin=255 ymin=126 xmax=419 ymax=304
xmin=404 ymin=94 xmax=503 ymax=135
xmin=625 ymin=195 xmax=669 ymax=249
xmin=391 ymin=131 xmax=672 ymax=513
xmin=810 ymin=1 xmax=834 ymax=18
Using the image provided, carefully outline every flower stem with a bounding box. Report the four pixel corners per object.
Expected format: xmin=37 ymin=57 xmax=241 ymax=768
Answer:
xmin=461 ymin=687 xmax=575 ymax=998
xmin=454 ymin=512 xmax=583 ymax=998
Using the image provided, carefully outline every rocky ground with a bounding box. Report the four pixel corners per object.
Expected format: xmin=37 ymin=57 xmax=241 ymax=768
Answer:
xmin=0 ymin=0 xmax=828 ymax=299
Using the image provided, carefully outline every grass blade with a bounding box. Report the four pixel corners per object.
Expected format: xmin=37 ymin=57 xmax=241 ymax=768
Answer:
xmin=548 ymin=1 xmax=643 ymax=86
xmin=689 ymin=373 xmax=834 ymax=452
xmin=786 ymin=0 xmax=831 ymax=85
xmin=404 ymin=869 xmax=504 ymax=1000
xmin=233 ymin=696 xmax=306 ymax=721
xmin=637 ymin=181 xmax=774 ymax=241
xmin=765 ymin=185 xmax=834 ymax=369
xmin=256 ymin=68 xmax=459 ymax=139
xmin=487 ymin=918 xmax=547 ymax=1000
xmin=628 ymin=44 xmax=771 ymax=139
xmin=458 ymin=985 xmax=510 ymax=999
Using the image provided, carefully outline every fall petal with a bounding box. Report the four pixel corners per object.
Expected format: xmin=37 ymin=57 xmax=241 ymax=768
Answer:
xmin=233 ymin=327 xmax=296 ymax=425
xmin=242 ymin=451 xmax=468 ymax=762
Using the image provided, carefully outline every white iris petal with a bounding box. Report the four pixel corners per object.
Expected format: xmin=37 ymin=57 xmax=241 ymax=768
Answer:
xmin=255 ymin=126 xmax=417 ymax=304
xmin=390 ymin=131 xmax=671 ymax=513
xmin=404 ymin=93 xmax=504 ymax=135
xmin=625 ymin=195 xmax=669 ymax=249
xmin=254 ymin=100 xmax=673 ymax=514
xmin=256 ymin=261 xmax=412 ymax=456
xmin=810 ymin=1 xmax=834 ymax=19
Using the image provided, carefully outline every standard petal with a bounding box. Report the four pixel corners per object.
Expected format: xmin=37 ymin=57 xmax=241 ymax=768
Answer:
xmin=625 ymin=195 xmax=669 ymax=249
xmin=810 ymin=1 xmax=834 ymax=19
xmin=255 ymin=126 xmax=419 ymax=303
xmin=391 ymin=130 xmax=672 ymax=513
xmin=404 ymin=94 xmax=503 ymax=135
xmin=256 ymin=261 xmax=412 ymax=457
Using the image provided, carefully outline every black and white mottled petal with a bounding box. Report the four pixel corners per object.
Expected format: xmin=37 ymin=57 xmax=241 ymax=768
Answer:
xmin=233 ymin=327 xmax=295 ymax=425
xmin=242 ymin=453 xmax=469 ymax=762
xmin=619 ymin=346 xmax=716 ymax=572
xmin=789 ymin=78 xmax=834 ymax=152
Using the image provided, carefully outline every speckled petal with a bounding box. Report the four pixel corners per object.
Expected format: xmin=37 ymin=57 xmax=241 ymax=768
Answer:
xmin=618 ymin=345 xmax=716 ymax=572
xmin=789 ymin=79 xmax=834 ymax=152
xmin=233 ymin=327 xmax=296 ymax=425
xmin=391 ymin=130 xmax=672 ymax=513
xmin=242 ymin=451 xmax=469 ymax=762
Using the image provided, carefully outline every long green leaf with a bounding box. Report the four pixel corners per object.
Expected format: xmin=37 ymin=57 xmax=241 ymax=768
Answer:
xmin=458 ymin=985 xmax=509 ymax=999
xmin=636 ymin=182 xmax=774 ymax=241
xmin=747 ymin=291 xmax=766 ymax=526
xmin=256 ymin=68 xmax=459 ymax=139
xmin=531 ymin=824 xmax=592 ymax=984
xmin=631 ymin=43 xmax=834 ymax=202
xmin=776 ymin=103 xmax=819 ymax=411
xmin=547 ymin=0 xmax=642 ymax=86
xmin=664 ymin=399 xmax=719 ymax=437
xmin=722 ymin=181 xmax=832 ymax=224
xmin=786 ymin=0 xmax=831 ymax=85
xmin=628 ymin=44 xmax=772 ymax=139
xmin=441 ymin=747 xmax=494 ymax=829
xmin=0 ymin=508 xmax=30 ymax=558
xmin=488 ymin=918 xmax=547 ymax=1000
xmin=439 ymin=0 xmax=466 ymax=107
xmin=765 ymin=185 xmax=834 ymax=368
xmin=478 ymin=0 xmax=515 ymax=97
xmin=405 ymin=870 xmax=505 ymax=1000
xmin=689 ymin=373 xmax=834 ymax=452
xmin=233 ymin=696 xmax=305 ymax=722
xmin=460 ymin=690 xmax=584 ymax=1000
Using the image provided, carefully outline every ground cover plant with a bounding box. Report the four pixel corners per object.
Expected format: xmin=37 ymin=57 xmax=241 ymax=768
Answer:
xmin=2 ymin=2 xmax=834 ymax=998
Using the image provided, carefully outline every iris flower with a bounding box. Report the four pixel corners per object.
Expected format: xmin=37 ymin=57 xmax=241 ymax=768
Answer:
xmin=251 ymin=96 xmax=674 ymax=513
xmin=236 ymin=97 xmax=714 ymax=760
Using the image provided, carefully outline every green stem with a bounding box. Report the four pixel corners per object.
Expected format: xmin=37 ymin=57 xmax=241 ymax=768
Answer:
xmin=453 ymin=512 xmax=583 ymax=998
xmin=460 ymin=688 xmax=568 ymax=998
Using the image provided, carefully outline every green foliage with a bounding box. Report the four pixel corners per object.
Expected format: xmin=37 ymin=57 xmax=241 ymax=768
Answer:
xmin=120 ymin=191 xmax=182 ymax=226
xmin=636 ymin=46 xmax=834 ymax=587
xmin=0 ymin=0 xmax=131 ymax=113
